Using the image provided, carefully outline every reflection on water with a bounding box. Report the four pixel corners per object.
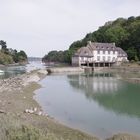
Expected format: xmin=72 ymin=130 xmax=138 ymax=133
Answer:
xmin=67 ymin=73 xmax=140 ymax=118
xmin=35 ymin=72 xmax=140 ymax=139
xmin=68 ymin=73 xmax=122 ymax=95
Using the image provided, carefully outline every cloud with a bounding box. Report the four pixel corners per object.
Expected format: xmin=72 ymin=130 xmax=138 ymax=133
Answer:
xmin=0 ymin=0 xmax=140 ymax=57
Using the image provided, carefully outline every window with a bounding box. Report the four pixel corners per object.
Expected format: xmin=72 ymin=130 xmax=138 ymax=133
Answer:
xmin=81 ymin=57 xmax=84 ymax=61
xmin=113 ymin=51 xmax=115 ymax=54
xmin=103 ymin=50 xmax=105 ymax=54
xmin=103 ymin=56 xmax=105 ymax=61
xmin=108 ymin=56 xmax=110 ymax=61
xmin=108 ymin=51 xmax=110 ymax=54
xmin=97 ymin=56 xmax=100 ymax=61
xmin=85 ymin=51 xmax=88 ymax=54
xmin=97 ymin=50 xmax=100 ymax=54
xmin=112 ymin=57 xmax=115 ymax=62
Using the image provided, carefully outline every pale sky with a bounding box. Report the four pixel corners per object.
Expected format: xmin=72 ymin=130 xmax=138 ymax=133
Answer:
xmin=0 ymin=0 xmax=140 ymax=57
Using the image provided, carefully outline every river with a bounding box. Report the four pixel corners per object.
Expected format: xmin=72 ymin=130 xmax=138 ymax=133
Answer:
xmin=35 ymin=72 xmax=140 ymax=139
xmin=0 ymin=65 xmax=26 ymax=79
xmin=1 ymin=63 xmax=140 ymax=139
xmin=0 ymin=61 xmax=45 ymax=79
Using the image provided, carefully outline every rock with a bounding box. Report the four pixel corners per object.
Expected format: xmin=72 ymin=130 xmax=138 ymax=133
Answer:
xmin=107 ymin=133 xmax=140 ymax=140
xmin=0 ymin=110 xmax=6 ymax=114
xmin=33 ymin=107 xmax=37 ymax=112
xmin=28 ymin=109 xmax=34 ymax=114
xmin=24 ymin=108 xmax=34 ymax=114
xmin=38 ymin=69 xmax=48 ymax=75
xmin=24 ymin=109 xmax=29 ymax=113
xmin=38 ymin=111 xmax=42 ymax=116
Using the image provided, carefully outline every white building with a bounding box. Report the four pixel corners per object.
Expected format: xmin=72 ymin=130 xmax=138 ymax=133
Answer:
xmin=72 ymin=42 xmax=128 ymax=67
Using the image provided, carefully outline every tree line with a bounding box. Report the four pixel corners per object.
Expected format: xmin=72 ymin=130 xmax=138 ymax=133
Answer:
xmin=43 ymin=16 xmax=140 ymax=63
xmin=0 ymin=40 xmax=27 ymax=65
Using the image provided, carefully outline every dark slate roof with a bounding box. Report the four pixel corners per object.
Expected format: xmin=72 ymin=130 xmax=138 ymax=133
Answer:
xmin=88 ymin=42 xmax=117 ymax=51
xmin=73 ymin=42 xmax=127 ymax=57
xmin=74 ymin=47 xmax=93 ymax=57
xmin=116 ymin=47 xmax=127 ymax=57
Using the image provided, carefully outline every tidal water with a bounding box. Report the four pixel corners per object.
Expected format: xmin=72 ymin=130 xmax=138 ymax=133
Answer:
xmin=0 ymin=61 xmax=45 ymax=79
xmin=0 ymin=65 xmax=26 ymax=79
xmin=35 ymin=72 xmax=140 ymax=139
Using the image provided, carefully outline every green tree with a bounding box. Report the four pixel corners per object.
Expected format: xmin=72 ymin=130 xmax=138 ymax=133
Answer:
xmin=0 ymin=40 xmax=27 ymax=64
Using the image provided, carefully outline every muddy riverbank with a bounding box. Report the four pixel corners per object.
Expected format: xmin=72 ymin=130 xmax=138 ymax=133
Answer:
xmin=0 ymin=68 xmax=140 ymax=140
xmin=0 ymin=69 xmax=98 ymax=140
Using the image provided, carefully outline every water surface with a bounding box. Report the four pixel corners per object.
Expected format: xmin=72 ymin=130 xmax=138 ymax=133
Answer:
xmin=35 ymin=73 xmax=140 ymax=139
xmin=0 ymin=65 xmax=26 ymax=79
xmin=0 ymin=61 xmax=45 ymax=79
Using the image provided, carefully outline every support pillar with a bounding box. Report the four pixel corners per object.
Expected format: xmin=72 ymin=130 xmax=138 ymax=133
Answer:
xmin=93 ymin=63 xmax=95 ymax=68
xmin=87 ymin=61 xmax=89 ymax=67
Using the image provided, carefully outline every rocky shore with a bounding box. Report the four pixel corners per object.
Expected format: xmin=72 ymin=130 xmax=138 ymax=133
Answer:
xmin=0 ymin=69 xmax=48 ymax=92
xmin=0 ymin=68 xmax=140 ymax=140
xmin=0 ymin=69 xmax=98 ymax=140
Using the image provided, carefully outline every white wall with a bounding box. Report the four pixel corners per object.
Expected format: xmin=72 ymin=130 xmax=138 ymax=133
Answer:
xmin=72 ymin=49 xmax=128 ymax=66
xmin=93 ymin=50 xmax=118 ymax=62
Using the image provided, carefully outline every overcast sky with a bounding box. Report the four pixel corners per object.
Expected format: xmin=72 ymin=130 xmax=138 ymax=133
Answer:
xmin=0 ymin=0 xmax=140 ymax=57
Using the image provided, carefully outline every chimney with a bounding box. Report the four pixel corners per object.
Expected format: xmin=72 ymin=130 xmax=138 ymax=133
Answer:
xmin=112 ymin=42 xmax=115 ymax=46
xmin=88 ymin=41 xmax=92 ymax=45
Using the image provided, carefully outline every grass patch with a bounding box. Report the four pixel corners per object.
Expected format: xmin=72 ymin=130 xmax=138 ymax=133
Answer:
xmin=0 ymin=114 xmax=47 ymax=140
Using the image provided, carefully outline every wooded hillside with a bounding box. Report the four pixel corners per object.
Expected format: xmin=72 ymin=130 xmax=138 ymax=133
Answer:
xmin=43 ymin=16 xmax=140 ymax=63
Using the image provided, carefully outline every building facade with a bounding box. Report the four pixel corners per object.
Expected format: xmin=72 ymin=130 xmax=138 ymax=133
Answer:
xmin=72 ymin=42 xmax=128 ymax=67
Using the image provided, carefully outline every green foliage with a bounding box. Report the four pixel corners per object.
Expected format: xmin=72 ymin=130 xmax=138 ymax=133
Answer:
xmin=43 ymin=16 xmax=140 ymax=63
xmin=42 ymin=49 xmax=76 ymax=64
xmin=0 ymin=52 xmax=14 ymax=65
xmin=69 ymin=16 xmax=140 ymax=61
xmin=42 ymin=51 xmax=64 ymax=62
xmin=0 ymin=40 xmax=27 ymax=64
xmin=0 ymin=115 xmax=46 ymax=140
xmin=6 ymin=125 xmax=46 ymax=140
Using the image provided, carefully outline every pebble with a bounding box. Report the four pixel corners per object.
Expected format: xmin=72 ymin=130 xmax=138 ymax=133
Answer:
xmin=24 ymin=107 xmax=45 ymax=117
xmin=33 ymin=107 xmax=37 ymax=112
xmin=0 ymin=110 xmax=6 ymax=114
xmin=38 ymin=111 xmax=42 ymax=116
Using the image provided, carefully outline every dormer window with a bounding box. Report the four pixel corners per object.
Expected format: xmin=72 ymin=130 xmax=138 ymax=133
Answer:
xmin=84 ymin=51 xmax=88 ymax=55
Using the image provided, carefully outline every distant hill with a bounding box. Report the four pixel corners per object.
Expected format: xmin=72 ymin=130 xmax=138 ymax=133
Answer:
xmin=43 ymin=16 xmax=140 ymax=63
